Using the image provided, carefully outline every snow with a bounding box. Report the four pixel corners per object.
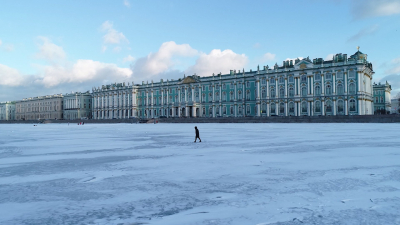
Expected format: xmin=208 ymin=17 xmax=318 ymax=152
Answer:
xmin=0 ymin=123 xmax=400 ymax=224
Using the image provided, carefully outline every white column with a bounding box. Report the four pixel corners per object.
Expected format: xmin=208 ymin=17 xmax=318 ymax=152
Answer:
xmin=333 ymin=100 xmax=336 ymax=115
xmin=285 ymin=102 xmax=288 ymax=116
xmin=321 ymin=74 xmax=325 ymax=95
xmin=266 ymin=80 xmax=269 ymax=98
xmin=345 ymin=100 xmax=348 ymax=115
xmin=310 ymin=76 xmax=314 ymax=95
xmin=333 ymin=74 xmax=336 ymax=95
xmin=344 ymin=71 xmax=348 ymax=94
xmin=284 ymin=78 xmax=288 ymax=97
xmin=275 ymin=79 xmax=278 ymax=97
xmin=192 ymin=87 xmax=194 ymax=102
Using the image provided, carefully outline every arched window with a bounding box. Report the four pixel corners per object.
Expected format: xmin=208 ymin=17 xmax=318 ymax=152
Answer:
xmin=262 ymin=102 xmax=267 ymax=113
xmin=216 ymin=107 xmax=220 ymax=115
xmin=280 ymin=103 xmax=285 ymax=114
xmin=289 ymin=87 xmax=294 ymax=97
xmin=238 ymin=90 xmax=242 ymax=100
xmin=222 ymin=92 xmax=226 ymax=101
xmin=202 ymin=93 xmax=205 ymax=102
xmin=279 ymin=77 xmax=285 ymax=84
xmin=261 ymin=89 xmax=266 ymax=98
xmin=230 ymin=106 xmax=233 ymax=115
xmin=315 ymin=74 xmax=321 ymax=81
xmin=246 ymin=105 xmax=250 ymax=114
xmin=261 ymin=78 xmax=266 ymax=85
xmin=215 ymin=92 xmax=219 ymax=101
xmin=326 ymin=101 xmax=332 ymax=112
xmin=223 ymin=106 xmax=226 ymax=114
xmin=350 ymin=99 xmax=356 ymax=111
xmin=208 ymin=93 xmax=212 ymax=102
xmin=270 ymin=103 xmax=276 ymax=114
xmin=301 ymin=86 xmax=307 ymax=97
xmin=349 ymin=83 xmax=356 ymax=94
xmin=289 ymin=76 xmax=294 ymax=83
xmin=289 ymin=102 xmax=294 ymax=113
xmin=238 ymin=106 xmax=242 ymax=114
xmin=246 ymin=90 xmax=251 ymax=100
xmin=315 ymin=86 xmax=321 ymax=96
xmin=315 ymin=101 xmax=321 ymax=113
xmin=326 ymin=85 xmax=332 ymax=95
xmin=270 ymin=88 xmax=276 ymax=98
xmin=337 ymin=100 xmax=344 ymax=113
xmin=230 ymin=91 xmax=234 ymax=101
xmin=209 ymin=107 xmax=213 ymax=116
xmin=381 ymin=96 xmax=384 ymax=103
xmin=337 ymin=84 xmax=344 ymax=95
xmin=302 ymin=101 xmax=307 ymax=113
xmin=301 ymin=75 xmax=307 ymax=83
xmin=280 ymin=88 xmax=285 ymax=97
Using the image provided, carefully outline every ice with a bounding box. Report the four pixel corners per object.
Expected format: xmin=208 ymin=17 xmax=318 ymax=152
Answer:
xmin=0 ymin=123 xmax=400 ymax=224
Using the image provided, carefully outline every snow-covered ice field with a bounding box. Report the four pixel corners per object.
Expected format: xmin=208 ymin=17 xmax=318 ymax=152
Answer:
xmin=1 ymin=123 xmax=400 ymax=225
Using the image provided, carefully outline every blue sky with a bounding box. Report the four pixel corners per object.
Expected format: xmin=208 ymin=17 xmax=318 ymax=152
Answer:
xmin=0 ymin=0 xmax=400 ymax=102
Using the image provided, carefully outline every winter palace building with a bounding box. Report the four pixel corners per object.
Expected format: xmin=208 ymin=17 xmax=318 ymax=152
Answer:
xmin=92 ymin=49 xmax=375 ymax=119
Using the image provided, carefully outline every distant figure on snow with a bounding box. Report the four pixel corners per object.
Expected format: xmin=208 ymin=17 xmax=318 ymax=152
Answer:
xmin=194 ymin=126 xmax=201 ymax=142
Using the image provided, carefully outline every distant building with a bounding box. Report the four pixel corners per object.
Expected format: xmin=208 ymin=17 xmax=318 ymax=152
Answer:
xmin=15 ymin=94 xmax=63 ymax=120
xmin=91 ymin=49 xmax=375 ymax=119
xmin=63 ymin=92 xmax=92 ymax=120
xmin=0 ymin=101 xmax=16 ymax=120
xmin=372 ymin=81 xmax=391 ymax=114
xmin=91 ymin=82 xmax=138 ymax=119
xmin=390 ymin=98 xmax=399 ymax=114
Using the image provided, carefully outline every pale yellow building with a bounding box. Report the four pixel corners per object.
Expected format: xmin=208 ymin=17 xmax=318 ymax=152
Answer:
xmin=15 ymin=94 xmax=63 ymax=120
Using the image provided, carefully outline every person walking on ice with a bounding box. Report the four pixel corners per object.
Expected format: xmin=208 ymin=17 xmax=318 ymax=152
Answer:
xmin=194 ymin=126 xmax=201 ymax=142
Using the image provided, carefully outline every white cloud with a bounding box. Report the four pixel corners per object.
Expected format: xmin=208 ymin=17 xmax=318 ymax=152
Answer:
xmin=0 ymin=64 xmax=27 ymax=86
xmin=123 ymin=0 xmax=130 ymax=7
xmin=102 ymin=46 xmax=107 ymax=53
xmin=123 ymin=55 xmax=135 ymax=63
xmin=261 ymin=52 xmax=276 ymax=62
xmin=186 ymin=49 xmax=248 ymax=76
xmin=35 ymin=36 xmax=66 ymax=62
xmin=101 ymin=21 xmax=129 ymax=45
xmin=285 ymin=57 xmax=304 ymax=62
xmin=113 ymin=46 xmax=122 ymax=53
xmin=132 ymin=41 xmax=198 ymax=79
xmin=352 ymin=0 xmax=400 ymax=19
xmin=347 ymin=24 xmax=379 ymax=42
xmin=0 ymin=39 xmax=2 ymax=46
xmin=386 ymin=57 xmax=400 ymax=75
xmin=4 ymin=44 xmax=14 ymax=52
xmin=38 ymin=60 xmax=132 ymax=87
xmin=253 ymin=43 xmax=261 ymax=49
xmin=325 ymin=54 xmax=335 ymax=61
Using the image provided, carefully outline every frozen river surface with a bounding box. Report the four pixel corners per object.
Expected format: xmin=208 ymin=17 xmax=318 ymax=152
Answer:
xmin=0 ymin=123 xmax=400 ymax=225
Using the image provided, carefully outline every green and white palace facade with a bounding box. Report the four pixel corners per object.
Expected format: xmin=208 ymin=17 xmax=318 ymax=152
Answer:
xmin=91 ymin=50 xmax=375 ymax=119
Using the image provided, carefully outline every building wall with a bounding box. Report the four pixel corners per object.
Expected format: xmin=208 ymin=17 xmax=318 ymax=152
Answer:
xmin=63 ymin=92 xmax=92 ymax=120
xmin=15 ymin=95 xmax=63 ymax=120
xmin=0 ymin=102 xmax=16 ymax=120
xmin=134 ymin=51 xmax=374 ymax=118
xmin=372 ymin=82 xmax=392 ymax=114
xmin=92 ymin=83 xmax=138 ymax=119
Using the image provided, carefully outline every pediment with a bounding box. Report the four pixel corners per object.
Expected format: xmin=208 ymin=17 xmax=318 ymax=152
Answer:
xmin=180 ymin=76 xmax=199 ymax=84
xmin=295 ymin=59 xmax=314 ymax=70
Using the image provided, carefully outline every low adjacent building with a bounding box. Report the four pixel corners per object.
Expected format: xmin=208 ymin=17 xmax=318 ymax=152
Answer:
xmin=0 ymin=101 xmax=16 ymax=120
xmin=372 ymin=81 xmax=391 ymax=114
xmin=15 ymin=94 xmax=63 ymax=120
xmin=63 ymin=91 xmax=92 ymax=120
xmin=391 ymin=98 xmax=399 ymax=114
